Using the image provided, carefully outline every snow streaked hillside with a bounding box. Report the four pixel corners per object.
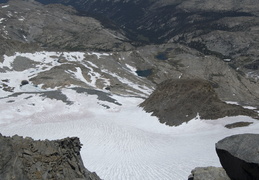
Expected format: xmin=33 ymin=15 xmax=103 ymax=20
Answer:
xmin=0 ymin=51 xmax=259 ymax=180
xmin=0 ymin=51 xmax=153 ymax=97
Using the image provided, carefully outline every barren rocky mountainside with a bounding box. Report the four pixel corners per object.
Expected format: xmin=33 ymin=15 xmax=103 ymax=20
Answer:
xmin=0 ymin=0 xmax=132 ymax=55
xmin=1 ymin=1 xmax=259 ymax=179
xmin=1 ymin=0 xmax=259 ymax=107
xmin=36 ymin=0 xmax=259 ymax=74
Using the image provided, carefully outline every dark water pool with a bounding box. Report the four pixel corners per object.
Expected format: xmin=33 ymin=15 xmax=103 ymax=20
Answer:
xmin=135 ymin=69 xmax=152 ymax=77
xmin=155 ymin=52 xmax=168 ymax=60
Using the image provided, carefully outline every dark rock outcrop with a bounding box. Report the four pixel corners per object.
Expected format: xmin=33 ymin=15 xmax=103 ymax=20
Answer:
xmin=140 ymin=79 xmax=258 ymax=126
xmin=216 ymin=134 xmax=259 ymax=180
xmin=188 ymin=167 xmax=230 ymax=180
xmin=224 ymin=121 xmax=253 ymax=129
xmin=0 ymin=134 xmax=101 ymax=180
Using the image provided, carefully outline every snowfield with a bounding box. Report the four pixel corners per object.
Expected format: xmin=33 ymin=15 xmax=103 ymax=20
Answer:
xmin=1 ymin=88 xmax=259 ymax=180
xmin=0 ymin=52 xmax=259 ymax=180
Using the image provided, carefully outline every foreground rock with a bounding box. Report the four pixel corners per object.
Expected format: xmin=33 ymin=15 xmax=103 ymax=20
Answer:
xmin=140 ymin=79 xmax=258 ymax=126
xmin=0 ymin=134 xmax=101 ymax=180
xmin=216 ymin=133 xmax=259 ymax=180
xmin=188 ymin=167 xmax=230 ymax=180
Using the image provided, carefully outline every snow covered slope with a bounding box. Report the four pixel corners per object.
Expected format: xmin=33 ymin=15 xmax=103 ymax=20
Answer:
xmin=0 ymin=51 xmax=153 ymax=97
xmin=1 ymin=1 xmax=259 ymax=179
xmin=0 ymin=51 xmax=259 ymax=180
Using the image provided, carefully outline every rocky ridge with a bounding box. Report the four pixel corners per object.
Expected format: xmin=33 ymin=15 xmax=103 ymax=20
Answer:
xmin=140 ymin=79 xmax=258 ymax=126
xmin=0 ymin=133 xmax=101 ymax=180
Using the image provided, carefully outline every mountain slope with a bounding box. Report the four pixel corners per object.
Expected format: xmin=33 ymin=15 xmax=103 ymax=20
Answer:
xmin=0 ymin=0 xmax=132 ymax=55
xmin=34 ymin=0 xmax=259 ymax=81
xmin=1 ymin=0 xmax=259 ymax=105
xmin=1 ymin=1 xmax=259 ymax=179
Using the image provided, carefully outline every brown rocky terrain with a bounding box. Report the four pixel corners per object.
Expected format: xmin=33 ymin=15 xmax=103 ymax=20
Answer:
xmin=140 ymin=79 xmax=258 ymax=126
xmin=0 ymin=133 xmax=101 ymax=180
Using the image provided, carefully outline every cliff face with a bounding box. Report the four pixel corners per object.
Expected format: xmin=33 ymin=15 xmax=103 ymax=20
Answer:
xmin=0 ymin=134 xmax=101 ymax=180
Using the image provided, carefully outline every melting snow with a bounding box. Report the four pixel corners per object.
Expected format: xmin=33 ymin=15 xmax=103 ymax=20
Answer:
xmin=68 ymin=67 xmax=89 ymax=85
xmin=7 ymin=11 xmax=12 ymax=17
xmin=125 ymin=64 xmax=137 ymax=74
xmin=105 ymin=70 xmax=152 ymax=95
xmin=0 ymin=52 xmax=87 ymax=95
xmin=0 ymin=18 xmax=5 ymax=23
xmin=18 ymin=16 xmax=25 ymax=21
xmin=1 ymin=5 xmax=9 ymax=8
xmin=88 ymin=52 xmax=110 ymax=59
xmin=22 ymin=35 xmax=28 ymax=41
xmin=86 ymin=61 xmax=99 ymax=69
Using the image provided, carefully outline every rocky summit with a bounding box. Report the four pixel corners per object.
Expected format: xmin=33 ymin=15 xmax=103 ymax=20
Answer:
xmin=0 ymin=134 xmax=101 ymax=180
xmin=140 ymin=79 xmax=258 ymax=126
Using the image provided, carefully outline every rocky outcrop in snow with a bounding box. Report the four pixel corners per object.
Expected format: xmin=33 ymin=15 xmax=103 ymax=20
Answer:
xmin=0 ymin=134 xmax=101 ymax=180
xmin=140 ymin=79 xmax=258 ymax=126
xmin=216 ymin=133 xmax=259 ymax=180
xmin=188 ymin=167 xmax=230 ymax=180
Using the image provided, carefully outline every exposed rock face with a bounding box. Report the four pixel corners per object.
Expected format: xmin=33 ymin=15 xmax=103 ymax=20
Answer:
xmin=216 ymin=134 xmax=259 ymax=180
xmin=0 ymin=134 xmax=101 ymax=180
xmin=140 ymin=79 xmax=258 ymax=126
xmin=188 ymin=167 xmax=230 ymax=180
xmin=0 ymin=0 xmax=132 ymax=55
